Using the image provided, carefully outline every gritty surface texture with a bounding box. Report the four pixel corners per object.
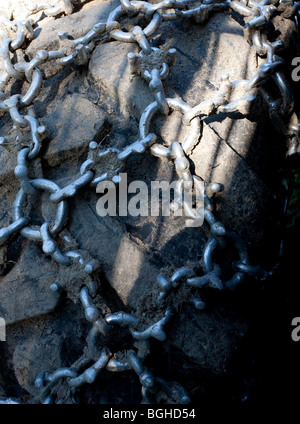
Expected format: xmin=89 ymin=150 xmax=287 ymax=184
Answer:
xmin=0 ymin=0 xmax=293 ymax=404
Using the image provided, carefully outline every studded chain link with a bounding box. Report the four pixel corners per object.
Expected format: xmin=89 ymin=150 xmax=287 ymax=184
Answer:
xmin=0 ymin=0 xmax=299 ymax=404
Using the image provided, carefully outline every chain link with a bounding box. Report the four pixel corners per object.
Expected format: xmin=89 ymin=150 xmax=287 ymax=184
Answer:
xmin=0 ymin=0 xmax=298 ymax=404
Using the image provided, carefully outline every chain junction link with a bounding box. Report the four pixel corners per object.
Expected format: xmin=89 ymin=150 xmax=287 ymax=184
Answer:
xmin=0 ymin=0 xmax=299 ymax=404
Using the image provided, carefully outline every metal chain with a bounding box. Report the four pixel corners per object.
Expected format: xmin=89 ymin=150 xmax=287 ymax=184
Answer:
xmin=0 ymin=0 xmax=298 ymax=404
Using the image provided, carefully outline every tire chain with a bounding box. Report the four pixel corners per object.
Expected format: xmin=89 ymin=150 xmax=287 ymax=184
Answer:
xmin=0 ymin=0 xmax=299 ymax=404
